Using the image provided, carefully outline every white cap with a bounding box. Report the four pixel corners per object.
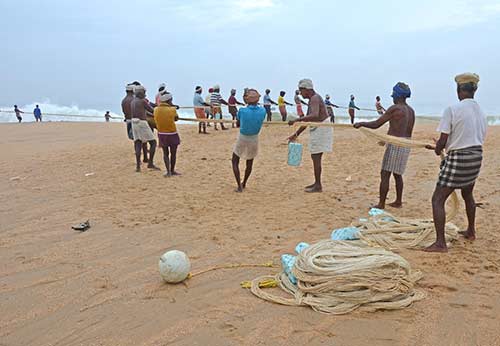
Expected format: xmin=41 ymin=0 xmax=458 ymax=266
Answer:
xmin=298 ymin=78 xmax=314 ymax=90
xmin=159 ymin=91 xmax=172 ymax=102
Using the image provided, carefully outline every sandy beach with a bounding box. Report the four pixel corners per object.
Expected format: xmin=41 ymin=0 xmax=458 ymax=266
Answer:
xmin=1 ymin=121 xmax=499 ymax=346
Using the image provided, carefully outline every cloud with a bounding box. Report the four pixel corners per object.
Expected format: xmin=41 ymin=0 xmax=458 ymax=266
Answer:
xmin=395 ymin=0 xmax=500 ymax=32
xmin=172 ymin=0 xmax=280 ymax=29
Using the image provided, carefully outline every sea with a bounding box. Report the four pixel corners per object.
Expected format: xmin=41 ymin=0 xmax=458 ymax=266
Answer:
xmin=1 ymin=102 xmax=499 ymax=125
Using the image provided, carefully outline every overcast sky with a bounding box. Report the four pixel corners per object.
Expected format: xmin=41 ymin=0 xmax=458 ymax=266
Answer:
xmin=1 ymin=0 xmax=500 ymax=115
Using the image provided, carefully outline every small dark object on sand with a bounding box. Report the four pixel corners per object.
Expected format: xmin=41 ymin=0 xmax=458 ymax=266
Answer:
xmin=72 ymin=220 xmax=91 ymax=232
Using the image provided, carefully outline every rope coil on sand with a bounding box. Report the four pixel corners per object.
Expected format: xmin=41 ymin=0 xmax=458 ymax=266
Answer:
xmin=249 ymin=240 xmax=425 ymax=315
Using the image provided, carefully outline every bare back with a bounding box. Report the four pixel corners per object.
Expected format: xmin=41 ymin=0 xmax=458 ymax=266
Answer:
xmin=131 ymin=97 xmax=154 ymax=121
xmin=386 ymin=103 xmax=415 ymax=138
xmin=121 ymin=94 xmax=134 ymax=120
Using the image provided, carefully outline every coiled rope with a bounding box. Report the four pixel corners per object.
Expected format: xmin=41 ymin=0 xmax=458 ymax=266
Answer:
xmin=249 ymin=240 xmax=425 ymax=315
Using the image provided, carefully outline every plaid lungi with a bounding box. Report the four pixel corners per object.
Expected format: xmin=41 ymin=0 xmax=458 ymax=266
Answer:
xmin=437 ymin=146 xmax=483 ymax=188
xmin=381 ymin=143 xmax=411 ymax=175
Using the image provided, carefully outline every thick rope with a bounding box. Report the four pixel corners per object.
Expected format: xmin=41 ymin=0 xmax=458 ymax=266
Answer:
xmin=249 ymin=240 xmax=425 ymax=315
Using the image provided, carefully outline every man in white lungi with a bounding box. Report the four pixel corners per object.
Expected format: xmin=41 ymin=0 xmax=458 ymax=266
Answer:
xmin=131 ymin=85 xmax=160 ymax=172
xmin=232 ymin=89 xmax=266 ymax=192
xmin=288 ymin=79 xmax=333 ymax=193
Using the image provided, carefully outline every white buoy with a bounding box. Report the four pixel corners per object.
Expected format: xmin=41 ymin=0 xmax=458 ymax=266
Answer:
xmin=159 ymin=250 xmax=191 ymax=283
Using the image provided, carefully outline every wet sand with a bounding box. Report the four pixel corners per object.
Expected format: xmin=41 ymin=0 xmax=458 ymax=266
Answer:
xmin=1 ymin=121 xmax=499 ymax=346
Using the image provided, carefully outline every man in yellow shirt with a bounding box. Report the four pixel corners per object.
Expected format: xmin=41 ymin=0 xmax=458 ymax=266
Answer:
xmin=278 ymin=91 xmax=293 ymax=121
xmin=154 ymin=91 xmax=181 ymax=177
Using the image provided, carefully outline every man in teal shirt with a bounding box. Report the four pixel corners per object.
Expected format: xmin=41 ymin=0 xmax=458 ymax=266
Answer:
xmin=232 ymin=89 xmax=266 ymax=192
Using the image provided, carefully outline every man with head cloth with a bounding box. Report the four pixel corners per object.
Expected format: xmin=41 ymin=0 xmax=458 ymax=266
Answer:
xmin=288 ymin=79 xmax=333 ymax=193
xmin=193 ymin=86 xmax=211 ymax=134
xmin=354 ymin=82 xmax=415 ymax=209
xmin=122 ymin=81 xmax=149 ymax=162
xmin=425 ymin=73 xmax=487 ymax=253
xmin=130 ymin=85 xmax=160 ymax=172
xmin=232 ymin=89 xmax=266 ymax=192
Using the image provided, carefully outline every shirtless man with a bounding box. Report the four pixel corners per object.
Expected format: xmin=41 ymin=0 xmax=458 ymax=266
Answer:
xmin=228 ymin=89 xmax=245 ymax=128
xmin=354 ymin=82 xmax=415 ymax=209
xmin=121 ymin=82 xmax=148 ymax=162
xmin=14 ymin=105 xmax=24 ymax=123
xmin=288 ymin=79 xmax=333 ymax=193
xmin=130 ymin=85 xmax=160 ymax=172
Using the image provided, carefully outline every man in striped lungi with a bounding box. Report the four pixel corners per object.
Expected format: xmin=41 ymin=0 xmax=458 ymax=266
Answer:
xmin=425 ymin=73 xmax=487 ymax=253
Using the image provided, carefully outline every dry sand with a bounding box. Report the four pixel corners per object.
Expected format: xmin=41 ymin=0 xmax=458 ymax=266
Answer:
xmin=1 ymin=121 xmax=499 ymax=346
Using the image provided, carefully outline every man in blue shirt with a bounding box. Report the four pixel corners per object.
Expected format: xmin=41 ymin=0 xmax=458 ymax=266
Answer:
xmin=193 ymin=86 xmax=211 ymax=134
xmin=263 ymin=89 xmax=278 ymax=122
xmin=33 ymin=105 xmax=42 ymax=122
xmin=232 ymin=89 xmax=266 ymax=192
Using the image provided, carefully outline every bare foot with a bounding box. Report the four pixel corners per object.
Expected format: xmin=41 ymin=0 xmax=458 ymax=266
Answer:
xmin=135 ymin=166 xmax=141 ymax=173
xmin=305 ymin=183 xmax=316 ymax=189
xmin=148 ymin=165 xmax=161 ymax=171
xmin=458 ymin=229 xmax=476 ymax=241
xmin=388 ymin=201 xmax=403 ymax=208
xmin=424 ymin=242 xmax=448 ymax=253
xmin=235 ymin=187 xmax=243 ymax=193
xmin=371 ymin=203 xmax=385 ymax=210
xmin=305 ymin=185 xmax=322 ymax=193
xmin=171 ymin=171 xmax=181 ymax=176
xmin=142 ymin=158 xmax=149 ymax=163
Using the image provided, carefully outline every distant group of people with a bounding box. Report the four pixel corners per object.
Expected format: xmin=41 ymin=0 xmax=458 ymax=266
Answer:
xmin=12 ymin=105 xmax=42 ymax=123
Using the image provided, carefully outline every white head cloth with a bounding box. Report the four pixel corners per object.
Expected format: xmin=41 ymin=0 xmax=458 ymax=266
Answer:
xmin=298 ymin=79 xmax=314 ymax=90
xmin=133 ymin=85 xmax=146 ymax=95
xmin=159 ymin=91 xmax=172 ymax=102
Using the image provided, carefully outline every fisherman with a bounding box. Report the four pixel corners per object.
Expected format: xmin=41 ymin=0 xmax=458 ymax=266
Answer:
xmin=263 ymin=89 xmax=278 ymax=122
xmin=348 ymin=94 xmax=360 ymax=124
xmin=155 ymin=83 xmax=167 ymax=106
xmin=104 ymin=111 xmax=111 ymax=122
xmin=425 ymin=73 xmax=487 ymax=253
xmin=211 ymin=85 xmax=229 ymax=130
xmin=375 ymin=96 xmax=386 ymax=115
xmin=205 ymin=88 xmax=213 ymax=127
xmin=232 ymin=89 xmax=266 ymax=192
xmin=122 ymin=81 xmax=148 ymax=162
xmin=294 ymin=90 xmax=308 ymax=118
xmin=130 ymin=85 xmax=160 ymax=172
xmin=354 ymin=82 xmax=415 ymax=209
xmin=288 ymin=79 xmax=333 ymax=193
xmin=33 ymin=105 xmax=42 ymax=122
xmin=278 ymin=91 xmax=293 ymax=122
xmin=154 ymin=90 xmax=181 ymax=177
xmin=14 ymin=105 xmax=24 ymax=123
xmin=324 ymin=95 xmax=339 ymax=123
xmin=228 ymin=89 xmax=245 ymax=128
xmin=193 ymin=86 xmax=211 ymax=134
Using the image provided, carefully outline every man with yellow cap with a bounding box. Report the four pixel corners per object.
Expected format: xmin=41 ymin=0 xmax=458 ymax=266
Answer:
xmin=425 ymin=73 xmax=487 ymax=253
xmin=232 ymin=89 xmax=266 ymax=192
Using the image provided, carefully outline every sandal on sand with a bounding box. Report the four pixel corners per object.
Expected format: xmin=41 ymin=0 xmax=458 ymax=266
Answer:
xmin=72 ymin=220 xmax=91 ymax=232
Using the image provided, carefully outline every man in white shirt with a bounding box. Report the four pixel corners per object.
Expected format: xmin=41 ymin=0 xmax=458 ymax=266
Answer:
xmin=425 ymin=73 xmax=487 ymax=253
